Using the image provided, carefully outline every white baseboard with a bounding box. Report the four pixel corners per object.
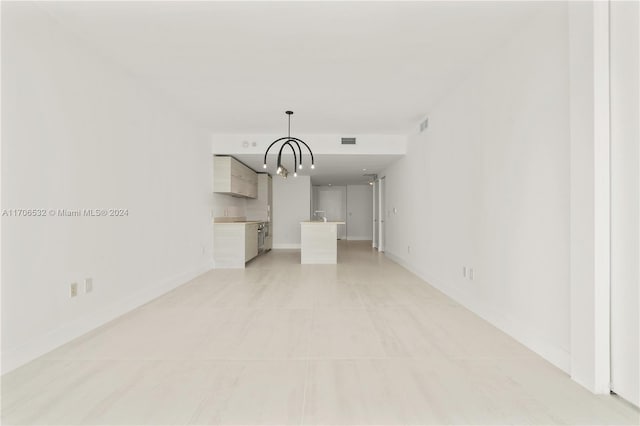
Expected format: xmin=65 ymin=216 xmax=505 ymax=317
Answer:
xmin=213 ymin=259 xmax=245 ymax=269
xmin=1 ymin=261 xmax=214 ymax=375
xmin=273 ymin=243 xmax=301 ymax=249
xmin=346 ymin=237 xmax=373 ymax=241
xmin=384 ymin=251 xmax=571 ymax=373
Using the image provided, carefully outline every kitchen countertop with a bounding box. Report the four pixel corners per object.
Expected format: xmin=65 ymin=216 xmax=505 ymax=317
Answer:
xmin=214 ymin=221 xmax=267 ymax=225
xmin=213 ymin=215 xmax=269 ymax=224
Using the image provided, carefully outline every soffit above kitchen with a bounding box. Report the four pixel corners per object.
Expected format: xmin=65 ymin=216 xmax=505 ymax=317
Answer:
xmin=231 ymin=153 xmax=402 ymax=186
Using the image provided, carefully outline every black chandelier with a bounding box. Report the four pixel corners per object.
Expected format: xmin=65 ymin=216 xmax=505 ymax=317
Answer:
xmin=263 ymin=111 xmax=314 ymax=178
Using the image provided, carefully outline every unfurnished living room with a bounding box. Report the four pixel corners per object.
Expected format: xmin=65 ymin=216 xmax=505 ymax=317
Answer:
xmin=1 ymin=1 xmax=639 ymax=425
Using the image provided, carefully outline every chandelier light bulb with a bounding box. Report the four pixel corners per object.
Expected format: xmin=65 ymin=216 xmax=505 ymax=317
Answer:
xmin=263 ymin=164 xmax=267 ymax=169
xmin=311 ymin=164 xmax=315 ymax=169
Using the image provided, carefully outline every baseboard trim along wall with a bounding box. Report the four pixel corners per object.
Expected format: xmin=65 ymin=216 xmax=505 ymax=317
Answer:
xmin=1 ymin=261 xmax=214 ymax=375
xmin=384 ymin=251 xmax=571 ymax=373
xmin=346 ymin=237 xmax=373 ymax=241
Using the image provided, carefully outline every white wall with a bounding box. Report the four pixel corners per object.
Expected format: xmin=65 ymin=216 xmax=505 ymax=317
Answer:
xmin=1 ymin=3 xmax=213 ymax=373
xmin=272 ymin=175 xmax=311 ymax=248
xmin=382 ymin=5 xmax=571 ymax=371
xmin=346 ymin=185 xmax=373 ymax=241
xmin=610 ymin=0 xmax=639 ymax=407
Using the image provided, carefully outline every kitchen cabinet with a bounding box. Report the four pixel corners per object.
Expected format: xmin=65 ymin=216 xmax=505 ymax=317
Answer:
xmin=246 ymin=174 xmax=272 ymax=222
xmin=213 ymin=222 xmax=260 ymax=268
xmin=214 ymin=156 xmax=258 ymax=198
xmin=246 ymin=173 xmax=273 ymax=251
xmin=244 ymin=223 xmax=259 ymax=261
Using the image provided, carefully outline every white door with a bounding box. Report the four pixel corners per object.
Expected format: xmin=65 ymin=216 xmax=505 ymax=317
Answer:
xmin=317 ymin=186 xmax=347 ymax=240
xmin=372 ymin=181 xmax=379 ymax=248
xmin=378 ymin=177 xmax=386 ymax=252
xmin=610 ymin=0 xmax=639 ymax=407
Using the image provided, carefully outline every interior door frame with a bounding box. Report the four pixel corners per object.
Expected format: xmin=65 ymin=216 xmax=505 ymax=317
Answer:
xmin=609 ymin=0 xmax=639 ymax=406
xmin=372 ymin=181 xmax=378 ymax=248
xmin=378 ymin=176 xmax=386 ymax=252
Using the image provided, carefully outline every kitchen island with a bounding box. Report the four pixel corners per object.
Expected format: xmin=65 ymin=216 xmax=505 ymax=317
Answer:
xmin=300 ymin=221 xmax=346 ymax=264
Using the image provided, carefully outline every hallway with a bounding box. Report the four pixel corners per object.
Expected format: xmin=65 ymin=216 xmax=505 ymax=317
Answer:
xmin=2 ymin=242 xmax=638 ymax=425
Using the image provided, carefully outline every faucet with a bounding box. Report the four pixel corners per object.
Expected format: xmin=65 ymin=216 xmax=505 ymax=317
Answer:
xmin=314 ymin=210 xmax=327 ymax=222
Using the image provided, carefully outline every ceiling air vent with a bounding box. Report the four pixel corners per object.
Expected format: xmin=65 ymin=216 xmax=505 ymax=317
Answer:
xmin=341 ymin=137 xmax=356 ymax=145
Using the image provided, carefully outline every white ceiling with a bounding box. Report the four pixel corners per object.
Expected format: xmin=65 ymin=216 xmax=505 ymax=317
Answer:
xmin=32 ymin=1 xmax=558 ymax=186
xmin=38 ymin=1 xmax=557 ymax=135
xmin=232 ymin=153 xmax=402 ymax=186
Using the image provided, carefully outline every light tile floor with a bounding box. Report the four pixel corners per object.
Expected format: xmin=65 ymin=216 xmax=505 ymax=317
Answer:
xmin=2 ymin=241 xmax=638 ymax=425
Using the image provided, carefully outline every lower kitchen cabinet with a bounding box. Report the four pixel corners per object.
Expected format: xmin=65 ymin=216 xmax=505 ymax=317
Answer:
xmin=213 ymin=222 xmax=259 ymax=268
xmin=244 ymin=223 xmax=259 ymax=261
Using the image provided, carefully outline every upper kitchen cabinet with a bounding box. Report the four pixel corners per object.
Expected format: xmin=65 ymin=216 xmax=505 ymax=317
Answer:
xmin=246 ymin=174 xmax=272 ymax=222
xmin=213 ymin=156 xmax=258 ymax=198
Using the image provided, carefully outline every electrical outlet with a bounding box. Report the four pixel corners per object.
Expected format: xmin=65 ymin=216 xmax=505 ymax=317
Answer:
xmin=84 ymin=278 xmax=93 ymax=293
xmin=469 ymin=268 xmax=474 ymax=280
xmin=70 ymin=282 xmax=78 ymax=298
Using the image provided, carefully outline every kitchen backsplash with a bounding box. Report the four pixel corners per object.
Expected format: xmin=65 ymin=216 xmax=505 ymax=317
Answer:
xmin=212 ymin=193 xmax=246 ymax=219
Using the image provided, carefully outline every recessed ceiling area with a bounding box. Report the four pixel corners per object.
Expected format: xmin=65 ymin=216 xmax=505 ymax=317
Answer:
xmin=232 ymin=154 xmax=402 ymax=186
xmin=37 ymin=1 xmax=558 ymax=134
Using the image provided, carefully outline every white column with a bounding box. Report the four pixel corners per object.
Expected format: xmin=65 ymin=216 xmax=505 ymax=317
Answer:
xmin=568 ymin=0 xmax=611 ymax=394
xmin=610 ymin=0 xmax=640 ymax=407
